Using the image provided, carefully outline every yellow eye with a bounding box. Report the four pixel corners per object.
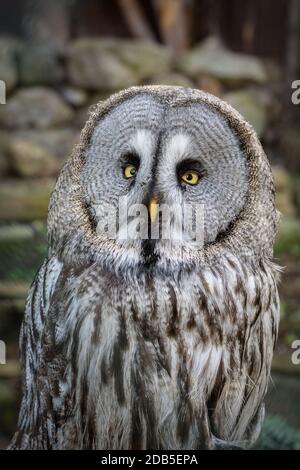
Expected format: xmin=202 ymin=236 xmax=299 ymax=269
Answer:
xmin=180 ymin=170 xmax=200 ymax=185
xmin=124 ymin=164 xmax=137 ymax=179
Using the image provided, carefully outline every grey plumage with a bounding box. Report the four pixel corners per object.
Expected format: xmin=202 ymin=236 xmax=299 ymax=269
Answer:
xmin=10 ymin=86 xmax=280 ymax=450
xmin=82 ymin=94 xmax=248 ymax=246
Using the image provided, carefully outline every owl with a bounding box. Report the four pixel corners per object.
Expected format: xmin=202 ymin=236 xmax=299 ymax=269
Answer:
xmin=10 ymin=86 xmax=280 ymax=450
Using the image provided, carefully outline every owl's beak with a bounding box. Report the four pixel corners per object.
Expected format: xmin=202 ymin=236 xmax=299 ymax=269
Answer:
xmin=148 ymin=196 xmax=159 ymax=223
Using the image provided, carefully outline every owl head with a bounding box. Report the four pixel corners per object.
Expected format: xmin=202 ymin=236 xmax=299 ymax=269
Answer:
xmin=48 ymin=86 xmax=279 ymax=270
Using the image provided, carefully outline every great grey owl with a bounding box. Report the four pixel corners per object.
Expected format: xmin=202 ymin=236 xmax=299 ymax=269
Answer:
xmin=10 ymin=86 xmax=280 ymax=450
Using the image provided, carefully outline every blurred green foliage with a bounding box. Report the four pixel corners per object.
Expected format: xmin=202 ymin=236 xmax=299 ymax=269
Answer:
xmin=0 ymin=223 xmax=47 ymax=282
xmin=254 ymin=415 xmax=300 ymax=450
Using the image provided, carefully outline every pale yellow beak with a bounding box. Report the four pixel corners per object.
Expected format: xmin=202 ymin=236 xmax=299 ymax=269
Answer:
xmin=148 ymin=196 xmax=158 ymax=223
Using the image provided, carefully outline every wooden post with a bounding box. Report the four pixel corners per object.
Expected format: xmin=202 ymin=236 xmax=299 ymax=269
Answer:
xmin=153 ymin=0 xmax=191 ymax=52
xmin=118 ymin=0 xmax=156 ymax=42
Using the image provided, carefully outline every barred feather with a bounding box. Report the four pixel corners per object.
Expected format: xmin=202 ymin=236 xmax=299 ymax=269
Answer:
xmin=10 ymin=252 xmax=279 ymax=449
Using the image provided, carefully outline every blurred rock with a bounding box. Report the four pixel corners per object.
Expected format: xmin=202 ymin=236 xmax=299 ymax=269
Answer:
xmin=118 ymin=40 xmax=172 ymax=80
xmin=73 ymin=104 xmax=95 ymax=129
xmin=0 ymin=178 xmax=54 ymax=220
xmin=273 ymin=166 xmax=295 ymax=216
xmin=0 ymin=87 xmax=74 ymax=129
xmin=275 ymin=217 xmax=300 ymax=257
xmin=176 ymin=37 xmax=268 ymax=87
xmin=18 ymin=45 xmax=63 ymax=86
xmin=197 ymin=75 xmax=223 ymax=97
xmin=61 ymin=86 xmax=88 ymax=107
xmin=67 ymin=38 xmax=172 ymax=90
xmin=0 ymin=361 xmax=20 ymax=378
xmin=223 ymin=89 xmax=268 ymax=137
xmin=9 ymin=139 xmax=59 ymax=177
xmin=1 ymin=127 xmax=78 ymax=178
xmin=14 ymin=129 xmax=79 ymax=162
xmin=0 ymin=132 xmax=10 ymax=176
xmin=280 ymin=126 xmax=300 ymax=172
xmin=0 ymin=224 xmax=34 ymax=242
xmin=31 ymin=220 xmax=47 ymax=235
xmin=0 ymin=152 xmax=9 ymax=176
xmin=0 ymin=37 xmax=20 ymax=93
xmin=72 ymin=91 xmax=113 ymax=128
xmin=0 ymin=281 xmax=29 ymax=299
xmin=146 ymin=72 xmax=193 ymax=88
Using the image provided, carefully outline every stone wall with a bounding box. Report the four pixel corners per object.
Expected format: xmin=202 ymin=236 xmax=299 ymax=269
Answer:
xmin=0 ymin=35 xmax=300 ymax=448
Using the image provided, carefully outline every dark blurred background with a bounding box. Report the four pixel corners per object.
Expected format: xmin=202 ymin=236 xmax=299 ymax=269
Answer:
xmin=0 ymin=0 xmax=300 ymax=449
